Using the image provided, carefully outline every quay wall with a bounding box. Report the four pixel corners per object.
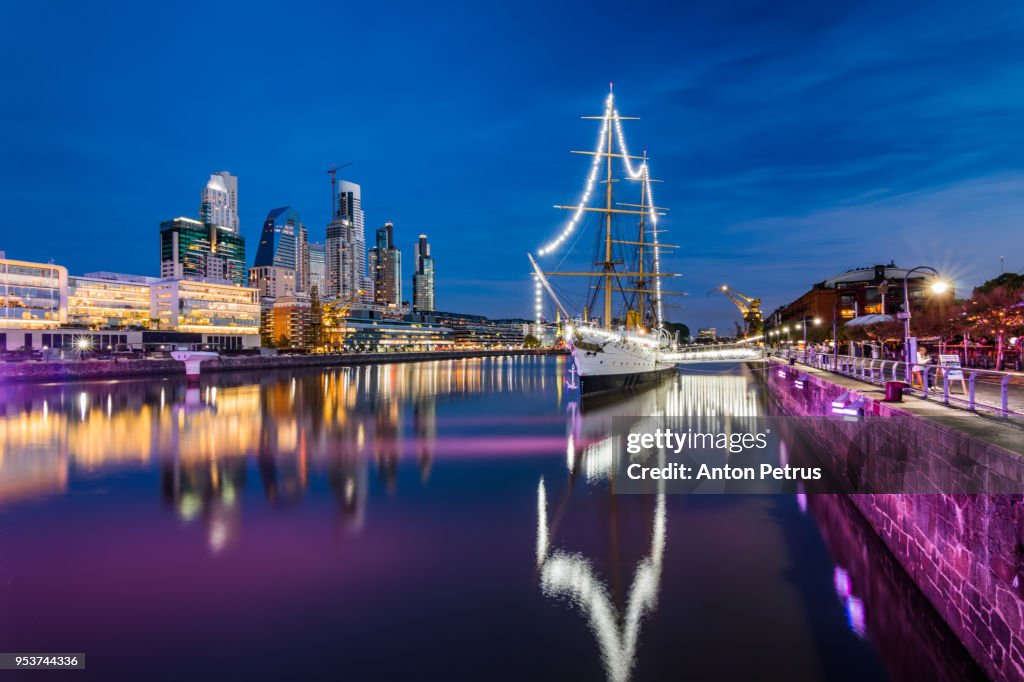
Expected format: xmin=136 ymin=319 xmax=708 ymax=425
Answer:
xmin=0 ymin=349 xmax=564 ymax=383
xmin=758 ymin=361 xmax=1024 ymax=682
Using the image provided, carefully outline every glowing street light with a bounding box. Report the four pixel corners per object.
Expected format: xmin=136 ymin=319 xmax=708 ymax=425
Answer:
xmin=900 ymin=266 xmax=950 ymax=382
xmin=801 ymin=316 xmax=822 ymax=346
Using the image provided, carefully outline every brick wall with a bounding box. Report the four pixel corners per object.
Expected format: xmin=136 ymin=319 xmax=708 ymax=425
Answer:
xmin=763 ymin=363 xmax=1024 ymax=682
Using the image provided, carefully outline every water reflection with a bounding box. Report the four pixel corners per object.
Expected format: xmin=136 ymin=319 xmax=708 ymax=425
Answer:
xmin=538 ymin=368 xmax=762 ymax=682
xmin=0 ymin=357 xmax=555 ymax=508
xmin=536 ymin=478 xmax=665 ymax=682
xmin=0 ymin=357 xmax=985 ymax=681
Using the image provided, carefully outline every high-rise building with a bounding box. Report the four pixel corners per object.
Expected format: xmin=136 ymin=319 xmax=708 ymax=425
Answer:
xmin=159 ymin=217 xmax=247 ymax=287
xmin=253 ymin=207 xmax=308 ymax=293
xmin=308 ymin=242 xmax=326 ymax=295
xmin=412 ymin=234 xmax=434 ymax=312
xmin=200 ymin=171 xmax=239 ymax=233
xmin=369 ymin=222 xmax=402 ymax=308
xmin=248 ymin=266 xmax=296 ymax=299
xmin=325 ymin=180 xmax=373 ymax=302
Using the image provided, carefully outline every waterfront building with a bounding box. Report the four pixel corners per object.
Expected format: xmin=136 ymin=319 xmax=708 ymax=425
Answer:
xmin=324 ymin=314 xmax=450 ymax=352
xmin=254 ymin=207 xmax=309 ymax=293
xmin=269 ymin=295 xmax=313 ymax=350
xmin=419 ymin=310 xmax=527 ymax=348
xmin=67 ymin=272 xmax=155 ymax=329
xmin=369 ymin=222 xmax=402 ymax=308
xmin=766 ymin=262 xmax=956 ymax=333
xmin=325 ymin=180 xmax=372 ymax=303
xmin=412 ymin=234 xmax=434 ymax=312
xmin=696 ymin=328 xmax=718 ymax=342
xmin=200 ymin=171 xmax=239 ymax=233
xmin=308 ymin=242 xmax=326 ymax=296
xmin=0 ymin=254 xmax=258 ymax=352
xmin=160 ymin=217 xmax=247 ymax=287
xmin=150 ymin=278 xmax=260 ymax=349
xmin=0 ymin=254 xmax=67 ymax=349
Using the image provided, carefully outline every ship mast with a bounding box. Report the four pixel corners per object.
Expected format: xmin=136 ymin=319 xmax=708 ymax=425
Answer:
xmin=541 ymin=87 xmax=679 ymax=331
xmin=602 ymin=92 xmax=615 ymax=329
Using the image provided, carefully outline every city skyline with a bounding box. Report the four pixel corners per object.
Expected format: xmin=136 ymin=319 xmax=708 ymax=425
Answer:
xmin=2 ymin=1 xmax=1024 ymax=329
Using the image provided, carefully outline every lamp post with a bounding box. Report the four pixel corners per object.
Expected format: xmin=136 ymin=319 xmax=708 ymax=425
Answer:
xmin=801 ymin=316 xmax=821 ymax=346
xmin=832 ymin=294 xmax=840 ymax=370
xmin=900 ymin=266 xmax=949 ymax=382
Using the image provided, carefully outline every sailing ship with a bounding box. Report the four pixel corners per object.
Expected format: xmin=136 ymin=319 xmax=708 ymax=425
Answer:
xmin=529 ymin=87 xmax=682 ymax=397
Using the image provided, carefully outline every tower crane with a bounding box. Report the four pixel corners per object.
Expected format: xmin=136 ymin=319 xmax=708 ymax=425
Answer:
xmin=707 ymin=285 xmax=763 ymax=337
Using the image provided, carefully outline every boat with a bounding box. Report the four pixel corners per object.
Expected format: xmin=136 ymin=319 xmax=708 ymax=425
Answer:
xmin=529 ymin=86 xmax=682 ymax=398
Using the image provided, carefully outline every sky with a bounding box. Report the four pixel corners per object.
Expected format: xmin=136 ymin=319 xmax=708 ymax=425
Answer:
xmin=2 ymin=0 xmax=1023 ymax=330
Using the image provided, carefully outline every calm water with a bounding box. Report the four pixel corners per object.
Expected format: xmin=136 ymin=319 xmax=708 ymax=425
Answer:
xmin=0 ymin=356 xmax=983 ymax=681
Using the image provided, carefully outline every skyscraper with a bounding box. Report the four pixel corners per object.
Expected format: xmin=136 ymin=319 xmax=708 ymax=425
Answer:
xmin=200 ymin=171 xmax=239 ymax=233
xmin=412 ymin=234 xmax=434 ymax=312
xmin=369 ymin=222 xmax=402 ymax=308
xmin=253 ymin=207 xmax=309 ymax=293
xmin=325 ymin=180 xmax=372 ymax=302
xmin=308 ymin=242 xmax=326 ymax=295
xmin=160 ymin=217 xmax=247 ymax=286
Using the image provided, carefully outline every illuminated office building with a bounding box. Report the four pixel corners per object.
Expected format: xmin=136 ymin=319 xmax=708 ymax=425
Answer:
xmin=325 ymin=180 xmax=372 ymax=302
xmin=160 ymin=217 xmax=247 ymax=287
xmin=150 ymin=279 xmax=260 ymax=349
xmin=412 ymin=234 xmax=434 ymax=313
xmin=67 ymin=273 xmax=154 ymax=329
xmin=369 ymin=222 xmax=402 ymax=308
xmin=254 ymin=207 xmax=308 ymax=293
xmin=308 ymin=242 xmax=326 ymax=296
xmin=200 ymin=171 xmax=239 ymax=233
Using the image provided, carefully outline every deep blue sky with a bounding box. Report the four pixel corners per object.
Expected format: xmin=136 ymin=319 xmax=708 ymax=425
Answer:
xmin=3 ymin=0 xmax=1023 ymax=329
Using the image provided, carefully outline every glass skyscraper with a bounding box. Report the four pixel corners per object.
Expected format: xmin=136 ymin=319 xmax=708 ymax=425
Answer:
xmin=160 ymin=217 xmax=247 ymax=287
xmin=254 ymin=207 xmax=308 ymax=293
xmin=412 ymin=234 xmax=434 ymax=312
xmin=369 ymin=222 xmax=402 ymax=308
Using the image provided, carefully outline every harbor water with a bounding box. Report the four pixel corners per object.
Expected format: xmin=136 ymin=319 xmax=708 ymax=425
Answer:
xmin=0 ymin=356 xmax=983 ymax=681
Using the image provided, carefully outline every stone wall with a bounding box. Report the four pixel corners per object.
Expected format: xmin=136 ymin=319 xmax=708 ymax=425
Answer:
xmin=0 ymin=349 xmax=563 ymax=383
xmin=761 ymin=362 xmax=1024 ymax=682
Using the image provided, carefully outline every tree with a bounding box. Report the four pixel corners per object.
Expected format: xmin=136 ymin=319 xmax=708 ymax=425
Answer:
xmin=523 ymin=334 xmax=541 ymax=349
xmin=663 ymin=321 xmax=690 ymax=341
xmin=964 ymin=278 xmax=1024 ymax=370
xmin=277 ymin=334 xmax=291 ymax=350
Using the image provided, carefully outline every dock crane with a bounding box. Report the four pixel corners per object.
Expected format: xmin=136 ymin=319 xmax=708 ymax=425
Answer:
xmin=708 ymin=285 xmax=763 ymax=337
xmin=320 ymin=289 xmax=365 ymax=351
xmin=323 ymin=289 xmax=364 ymax=328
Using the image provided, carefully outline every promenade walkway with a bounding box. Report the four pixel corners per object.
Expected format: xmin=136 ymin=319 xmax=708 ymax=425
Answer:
xmin=766 ymin=355 xmax=1024 ymax=458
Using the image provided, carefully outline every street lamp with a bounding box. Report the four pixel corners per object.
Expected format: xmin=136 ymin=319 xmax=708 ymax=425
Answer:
xmin=901 ymin=266 xmax=950 ymax=382
xmin=801 ymin=316 xmax=821 ymax=346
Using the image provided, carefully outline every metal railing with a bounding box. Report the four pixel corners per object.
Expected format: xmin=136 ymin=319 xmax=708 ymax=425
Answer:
xmin=774 ymin=348 xmax=1024 ymax=420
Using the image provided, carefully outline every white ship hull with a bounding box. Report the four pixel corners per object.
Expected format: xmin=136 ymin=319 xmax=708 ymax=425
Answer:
xmin=571 ymin=329 xmax=676 ymax=397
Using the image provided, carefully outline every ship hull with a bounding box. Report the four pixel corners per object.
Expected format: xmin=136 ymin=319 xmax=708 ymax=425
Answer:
xmin=579 ymin=365 xmax=676 ymax=396
xmin=571 ymin=329 xmax=677 ymax=398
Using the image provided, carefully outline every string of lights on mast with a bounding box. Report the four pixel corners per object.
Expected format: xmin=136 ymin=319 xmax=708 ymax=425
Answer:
xmin=534 ymin=87 xmax=665 ymax=327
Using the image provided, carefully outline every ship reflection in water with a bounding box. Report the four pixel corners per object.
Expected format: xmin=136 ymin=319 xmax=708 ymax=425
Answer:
xmin=0 ymin=357 xmax=983 ymax=681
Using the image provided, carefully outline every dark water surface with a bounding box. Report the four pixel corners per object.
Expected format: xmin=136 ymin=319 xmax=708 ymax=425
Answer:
xmin=0 ymin=356 xmax=984 ymax=681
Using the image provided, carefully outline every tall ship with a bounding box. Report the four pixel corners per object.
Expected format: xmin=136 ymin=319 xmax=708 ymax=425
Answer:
xmin=529 ymin=87 xmax=681 ymax=397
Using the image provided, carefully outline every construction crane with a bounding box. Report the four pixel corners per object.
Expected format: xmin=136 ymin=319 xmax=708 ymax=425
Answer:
xmin=707 ymin=285 xmax=763 ymax=337
xmin=327 ymin=162 xmax=353 ymax=217
xmin=323 ymin=289 xmax=364 ymax=328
